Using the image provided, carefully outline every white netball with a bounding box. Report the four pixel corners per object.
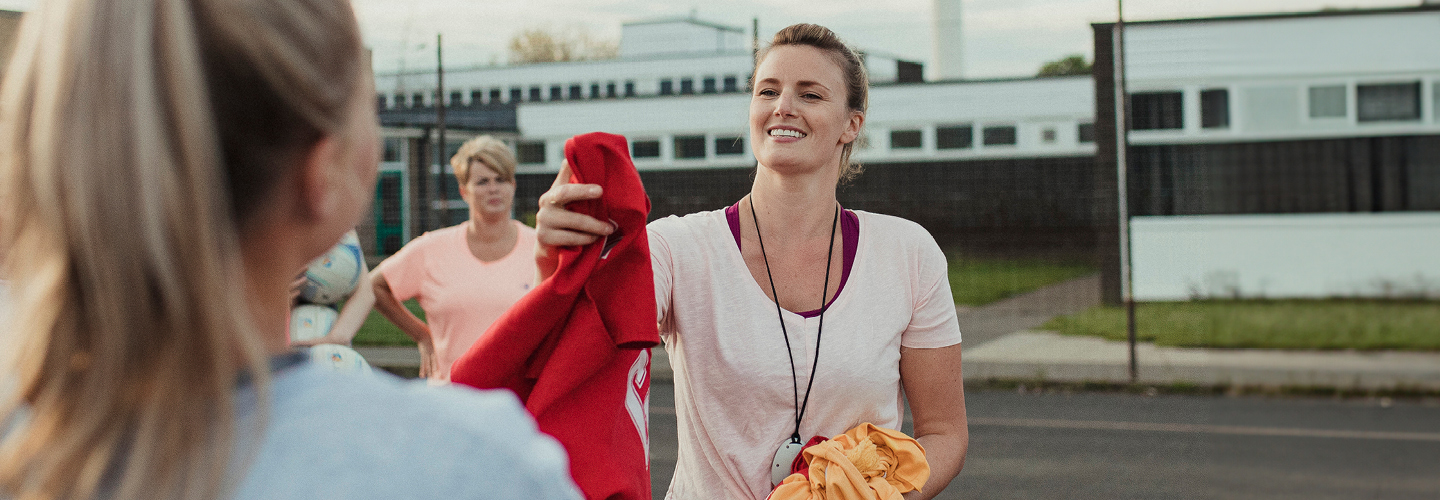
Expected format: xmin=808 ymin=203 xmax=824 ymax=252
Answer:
xmin=300 ymin=232 xmax=363 ymax=305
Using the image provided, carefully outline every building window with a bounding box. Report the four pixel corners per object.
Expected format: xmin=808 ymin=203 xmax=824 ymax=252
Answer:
xmin=982 ymin=126 xmax=1017 ymax=146
xmin=449 ymin=91 xmax=462 ymax=106
xmin=382 ymin=138 xmax=403 ymax=162
xmin=412 ymin=92 xmax=424 ymax=107
xmin=631 ymin=139 xmax=661 ymax=158
xmin=659 ymin=79 xmax=674 ymax=95
xmin=1130 ymin=91 xmax=1183 ymax=130
xmin=1078 ymin=123 xmax=1095 ymax=143
xmin=470 ymin=90 xmax=483 ymax=105
xmin=936 ymin=125 xmax=973 ymax=149
xmin=702 ymin=77 xmax=717 ymax=94
xmin=549 ymin=85 xmax=562 ymax=101
xmin=516 ymin=141 xmax=546 ymax=164
xmin=528 ymin=87 xmax=541 ymax=101
xmin=624 ymin=81 xmax=636 ymax=97
xmin=1041 ymin=128 xmax=1057 ymax=143
xmin=606 ymin=82 xmax=618 ymax=98
xmin=490 ymin=88 xmax=502 ymax=103
xmin=680 ymin=78 xmax=694 ymax=94
xmin=379 ymin=175 xmax=402 ymax=226
xmin=394 ymin=93 xmax=405 ymax=108
xmin=890 ymin=129 xmax=922 ymax=149
xmin=1357 ymin=82 xmax=1421 ymax=122
xmin=1200 ymin=89 xmax=1229 ymax=129
xmin=675 ymin=135 xmax=706 ymax=159
xmin=715 ymin=136 xmax=744 ymax=155
xmin=376 ymin=94 xmax=387 ymax=110
xmin=510 ymin=88 xmax=523 ymax=103
xmin=567 ymin=85 xmax=581 ymax=100
xmin=723 ymin=75 xmax=739 ymax=93
xmin=590 ymin=83 xmax=600 ymax=98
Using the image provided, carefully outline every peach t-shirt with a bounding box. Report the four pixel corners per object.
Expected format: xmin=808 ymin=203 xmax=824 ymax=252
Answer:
xmin=377 ymin=221 xmax=537 ymax=382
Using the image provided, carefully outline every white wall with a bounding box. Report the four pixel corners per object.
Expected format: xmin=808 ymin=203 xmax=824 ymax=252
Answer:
xmin=1124 ymin=12 xmax=1440 ymax=83
xmin=1132 ymin=213 xmax=1440 ymax=300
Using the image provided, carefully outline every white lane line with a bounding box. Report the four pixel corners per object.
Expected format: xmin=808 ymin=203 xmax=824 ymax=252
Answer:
xmin=969 ymin=417 xmax=1440 ymax=442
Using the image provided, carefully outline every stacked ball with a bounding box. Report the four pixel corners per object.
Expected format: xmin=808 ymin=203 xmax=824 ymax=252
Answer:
xmin=290 ymin=232 xmax=372 ymax=374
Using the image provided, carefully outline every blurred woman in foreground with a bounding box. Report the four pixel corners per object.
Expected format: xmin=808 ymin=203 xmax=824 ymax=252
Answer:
xmin=0 ymin=1 xmax=578 ymax=499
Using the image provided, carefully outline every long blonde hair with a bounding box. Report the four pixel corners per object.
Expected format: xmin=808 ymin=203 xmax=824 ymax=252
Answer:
xmin=0 ymin=0 xmax=364 ymax=499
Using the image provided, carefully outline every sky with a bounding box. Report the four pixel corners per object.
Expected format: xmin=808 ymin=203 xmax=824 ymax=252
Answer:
xmin=0 ymin=0 xmax=1418 ymax=78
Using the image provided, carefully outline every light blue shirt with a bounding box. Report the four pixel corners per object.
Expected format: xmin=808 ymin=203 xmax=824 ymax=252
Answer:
xmin=229 ymin=354 xmax=581 ymax=500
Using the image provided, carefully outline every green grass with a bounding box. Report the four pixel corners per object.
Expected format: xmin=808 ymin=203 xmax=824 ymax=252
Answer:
xmin=351 ymin=299 xmax=423 ymax=346
xmin=1045 ymin=300 xmax=1440 ymax=351
xmin=947 ymin=253 xmax=1095 ymax=306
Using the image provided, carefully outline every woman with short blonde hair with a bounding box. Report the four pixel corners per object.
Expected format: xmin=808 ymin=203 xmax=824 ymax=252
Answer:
xmin=372 ymin=135 xmax=538 ymax=383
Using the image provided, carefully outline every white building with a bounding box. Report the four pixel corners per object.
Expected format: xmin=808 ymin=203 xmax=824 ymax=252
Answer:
xmin=1093 ymin=5 xmax=1440 ymax=300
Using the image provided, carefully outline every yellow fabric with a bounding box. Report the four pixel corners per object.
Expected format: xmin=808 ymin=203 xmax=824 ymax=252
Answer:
xmin=768 ymin=423 xmax=930 ymax=500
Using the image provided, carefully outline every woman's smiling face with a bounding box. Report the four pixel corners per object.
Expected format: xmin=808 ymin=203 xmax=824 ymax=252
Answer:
xmin=748 ymin=44 xmax=862 ymax=176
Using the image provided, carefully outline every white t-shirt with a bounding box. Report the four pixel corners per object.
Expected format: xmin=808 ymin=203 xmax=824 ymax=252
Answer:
xmin=650 ymin=208 xmax=962 ymax=499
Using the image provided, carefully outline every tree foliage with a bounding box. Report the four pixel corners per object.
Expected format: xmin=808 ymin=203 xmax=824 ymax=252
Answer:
xmin=508 ymin=26 xmax=618 ymax=64
xmin=1037 ymin=54 xmax=1091 ymax=77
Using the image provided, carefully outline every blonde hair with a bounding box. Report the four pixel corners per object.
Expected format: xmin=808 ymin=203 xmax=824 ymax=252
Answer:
xmin=450 ymin=135 xmax=517 ymax=184
xmin=756 ymin=23 xmax=870 ymax=183
xmin=0 ymin=0 xmax=364 ymax=499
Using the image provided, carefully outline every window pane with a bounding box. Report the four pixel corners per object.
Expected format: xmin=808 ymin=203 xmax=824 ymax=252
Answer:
xmin=549 ymin=86 xmax=562 ymax=100
xmin=590 ymin=83 xmax=600 ymax=98
xmin=680 ymin=78 xmax=694 ymax=95
xmin=528 ymin=87 xmax=541 ymax=101
xmin=606 ymin=82 xmax=617 ymax=98
xmin=449 ymin=91 xmax=462 ymax=106
xmin=723 ymin=76 xmax=738 ymax=93
xmin=659 ymin=80 xmax=673 ymax=95
xmin=624 ymin=81 xmax=636 ymax=97
xmin=703 ymin=77 xmax=717 ymax=94
xmin=1200 ymin=89 xmax=1229 ymax=128
xmin=1078 ymin=123 xmax=1095 ymax=143
xmin=982 ymin=126 xmax=1017 ymax=145
xmin=376 ymin=94 xmax=387 ymax=110
xmin=412 ymin=93 xmax=424 ymax=107
xmin=632 ymin=140 xmax=661 ymax=158
xmin=714 ymin=136 xmax=744 ymax=155
xmin=510 ymin=88 xmax=522 ymax=102
xmin=1357 ymin=82 xmax=1420 ymax=122
xmin=1041 ymin=128 xmax=1057 ymax=143
xmin=1130 ymin=91 xmax=1183 ymax=130
xmin=890 ymin=130 xmax=922 ymax=149
xmin=382 ymin=138 xmax=403 ymax=162
xmin=380 ymin=177 xmax=403 ymax=226
xmin=470 ymin=90 xmax=483 ymax=105
xmin=516 ymin=141 xmax=546 ymax=164
xmin=936 ymin=125 xmax=973 ymax=149
xmin=675 ymin=135 xmax=706 ymax=159
xmin=490 ymin=88 xmax=502 ymax=103
xmin=569 ymin=85 xmax=582 ymax=100
xmin=1307 ymin=85 xmax=1346 ymax=118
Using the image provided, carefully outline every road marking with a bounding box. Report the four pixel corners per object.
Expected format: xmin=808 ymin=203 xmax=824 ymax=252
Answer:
xmin=969 ymin=417 xmax=1440 ymax=442
xmin=651 ymin=408 xmax=1440 ymax=443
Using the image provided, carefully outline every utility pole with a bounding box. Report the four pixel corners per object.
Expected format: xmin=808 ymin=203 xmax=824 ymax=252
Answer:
xmin=1113 ymin=0 xmax=1137 ymax=384
xmin=435 ymin=33 xmax=447 ymax=229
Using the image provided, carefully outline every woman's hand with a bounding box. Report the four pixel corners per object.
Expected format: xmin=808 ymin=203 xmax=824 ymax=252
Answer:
xmin=534 ymin=160 xmax=612 ymax=281
xmin=417 ymin=339 xmax=439 ymax=379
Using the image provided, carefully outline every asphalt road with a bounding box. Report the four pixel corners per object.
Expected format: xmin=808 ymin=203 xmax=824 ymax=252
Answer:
xmin=649 ymin=384 xmax=1440 ymax=499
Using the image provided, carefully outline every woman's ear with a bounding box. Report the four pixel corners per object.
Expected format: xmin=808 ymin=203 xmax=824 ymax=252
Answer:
xmin=297 ymin=134 xmax=344 ymax=224
xmin=841 ymin=110 xmax=865 ymax=144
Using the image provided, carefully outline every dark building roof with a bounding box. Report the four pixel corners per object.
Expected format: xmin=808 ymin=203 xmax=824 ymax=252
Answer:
xmin=379 ymin=103 xmax=517 ymax=132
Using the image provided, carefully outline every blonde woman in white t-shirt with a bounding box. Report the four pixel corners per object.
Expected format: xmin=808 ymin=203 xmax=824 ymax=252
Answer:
xmin=536 ymin=23 xmax=969 ymax=500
